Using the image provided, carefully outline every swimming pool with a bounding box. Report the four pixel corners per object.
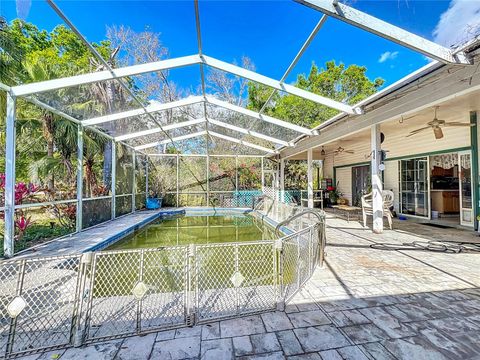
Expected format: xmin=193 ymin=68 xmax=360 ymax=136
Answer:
xmin=107 ymin=210 xmax=277 ymax=250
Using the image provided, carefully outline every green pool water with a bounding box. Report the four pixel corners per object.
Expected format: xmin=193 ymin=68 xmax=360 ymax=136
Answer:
xmin=93 ymin=213 xmax=290 ymax=297
xmin=107 ymin=212 xmax=277 ymax=250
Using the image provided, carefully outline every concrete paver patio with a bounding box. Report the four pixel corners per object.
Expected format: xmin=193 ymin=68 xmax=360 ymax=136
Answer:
xmin=18 ymin=214 xmax=480 ymax=359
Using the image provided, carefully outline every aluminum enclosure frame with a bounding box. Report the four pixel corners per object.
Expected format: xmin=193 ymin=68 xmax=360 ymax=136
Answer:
xmin=2 ymin=0 xmax=474 ymax=256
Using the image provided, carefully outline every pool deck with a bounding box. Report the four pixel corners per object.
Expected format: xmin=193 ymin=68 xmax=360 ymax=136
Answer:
xmin=17 ymin=213 xmax=480 ymax=360
xmin=13 ymin=208 xmax=185 ymax=259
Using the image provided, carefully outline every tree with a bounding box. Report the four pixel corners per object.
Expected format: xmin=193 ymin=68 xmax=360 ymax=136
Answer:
xmin=0 ymin=19 xmax=115 ymax=199
xmin=207 ymin=56 xmax=254 ymax=107
xmin=248 ymin=61 xmax=384 ymax=128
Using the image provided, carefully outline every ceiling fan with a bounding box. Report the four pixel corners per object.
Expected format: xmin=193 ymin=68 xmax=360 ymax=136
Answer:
xmin=330 ymin=146 xmax=354 ymax=155
xmin=406 ymin=106 xmax=474 ymax=140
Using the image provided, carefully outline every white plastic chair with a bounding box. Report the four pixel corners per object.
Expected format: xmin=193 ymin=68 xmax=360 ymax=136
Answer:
xmin=361 ymin=190 xmax=394 ymax=229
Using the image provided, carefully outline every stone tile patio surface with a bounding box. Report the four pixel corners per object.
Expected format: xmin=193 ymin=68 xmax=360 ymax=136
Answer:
xmin=18 ymin=214 xmax=480 ymax=360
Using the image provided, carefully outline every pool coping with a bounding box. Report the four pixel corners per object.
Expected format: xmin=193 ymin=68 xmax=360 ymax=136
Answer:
xmin=85 ymin=207 xmax=257 ymax=252
xmin=8 ymin=207 xmax=288 ymax=260
xmin=85 ymin=208 xmax=186 ymax=252
xmin=253 ymin=213 xmax=295 ymax=236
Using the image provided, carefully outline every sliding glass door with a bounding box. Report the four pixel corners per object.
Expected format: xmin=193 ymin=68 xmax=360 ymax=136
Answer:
xmin=399 ymin=157 xmax=429 ymax=218
xmin=459 ymin=151 xmax=473 ymax=226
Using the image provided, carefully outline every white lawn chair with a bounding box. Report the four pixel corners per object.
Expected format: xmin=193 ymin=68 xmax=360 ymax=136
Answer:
xmin=361 ymin=190 xmax=394 ymax=229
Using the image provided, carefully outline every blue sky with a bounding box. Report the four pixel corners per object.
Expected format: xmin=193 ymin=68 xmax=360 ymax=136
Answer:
xmin=1 ymin=0 xmax=477 ymax=92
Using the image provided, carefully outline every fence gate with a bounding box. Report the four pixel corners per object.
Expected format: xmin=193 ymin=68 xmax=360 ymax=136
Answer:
xmin=0 ymin=215 xmax=325 ymax=358
xmin=0 ymin=255 xmax=80 ymax=358
xmin=83 ymin=247 xmax=189 ymax=343
xmin=194 ymin=241 xmax=278 ymax=323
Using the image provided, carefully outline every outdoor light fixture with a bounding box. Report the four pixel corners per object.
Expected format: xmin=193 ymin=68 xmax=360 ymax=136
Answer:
xmin=132 ymin=281 xmax=149 ymax=300
xmin=319 ymin=146 xmax=326 ymax=161
xmin=7 ymin=296 xmax=27 ymax=318
xmin=230 ymin=271 xmax=245 ymax=288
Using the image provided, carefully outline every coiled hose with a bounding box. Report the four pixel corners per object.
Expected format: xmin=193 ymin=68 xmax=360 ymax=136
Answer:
xmin=370 ymin=240 xmax=480 ymax=253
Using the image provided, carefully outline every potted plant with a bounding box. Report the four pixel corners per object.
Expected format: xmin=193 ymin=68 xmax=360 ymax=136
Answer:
xmin=327 ymin=185 xmax=342 ymax=205
xmin=146 ymin=189 xmax=163 ymax=209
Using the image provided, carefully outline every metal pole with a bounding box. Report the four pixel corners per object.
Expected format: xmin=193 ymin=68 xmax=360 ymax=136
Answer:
xmin=76 ymin=125 xmax=84 ymax=232
xmin=132 ymin=151 xmax=136 ymax=213
xmin=371 ymin=124 xmax=384 ymax=233
xmin=111 ymin=140 xmax=116 ymax=220
xmin=4 ymin=93 xmax=16 ymax=258
xmin=5 ymin=259 xmax=26 ymax=354
xmin=280 ymin=159 xmax=285 ymax=203
xmin=307 ymin=149 xmax=314 ymax=208
xmin=259 ymin=15 xmax=328 ymax=115
xmin=261 ymin=157 xmax=265 ymax=193
xmin=145 ymin=157 xmax=149 ymax=197
xmin=176 ymin=154 xmax=180 ymax=206
xmin=206 ymin=131 xmax=210 ymax=206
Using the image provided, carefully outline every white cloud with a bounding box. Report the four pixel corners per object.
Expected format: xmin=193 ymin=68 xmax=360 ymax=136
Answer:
xmin=378 ymin=51 xmax=399 ymax=63
xmin=433 ymin=0 xmax=480 ymax=47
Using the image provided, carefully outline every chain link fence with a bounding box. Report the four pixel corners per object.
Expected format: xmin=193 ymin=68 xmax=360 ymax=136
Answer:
xmin=0 ymin=210 xmax=325 ymax=358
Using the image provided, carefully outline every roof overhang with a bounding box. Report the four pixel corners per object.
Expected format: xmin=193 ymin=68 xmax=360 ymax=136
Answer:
xmin=279 ymin=47 xmax=480 ymax=159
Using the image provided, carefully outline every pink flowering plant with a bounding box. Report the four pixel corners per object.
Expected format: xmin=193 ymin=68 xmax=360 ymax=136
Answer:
xmin=0 ymin=173 xmax=41 ymax=242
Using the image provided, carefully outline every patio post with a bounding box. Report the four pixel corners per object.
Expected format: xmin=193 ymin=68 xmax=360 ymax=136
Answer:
xmin=307 ymin=148 xmax=314 ymax=208
xmin=132 ymin=151 xmax=136 ymax=213
xmin=280 ymin=158 xmax=285 ymax=202
xmin=76 ymin=124 xmax=83 ymax=232
xmin=274 ymin=160 xmax=280 ymax=200
xmin=4 ymin=93 xmax=16 ymax=258
xmin=176 ymin=154 xmax=180 ymax=206
xmin=371 ymin=124 xmax=383 ymax=233
xmin=261 ymin=157 xmax=265 ymax=193
xmin=145 ymin=157 xmax=149 ymax=198
xmin=111 ymin=140 xmax=116 ymax=220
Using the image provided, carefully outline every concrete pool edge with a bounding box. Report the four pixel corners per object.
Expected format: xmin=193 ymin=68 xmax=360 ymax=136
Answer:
xmin=84 ymin=208 xmax=186 ymax=252
xmin=9 ymin=207 xmax=288 ymax=259
xmin=87 ymin=207 xmax=259 ymax=252
xmin=252 ymin=212 xmax=295 ymax=236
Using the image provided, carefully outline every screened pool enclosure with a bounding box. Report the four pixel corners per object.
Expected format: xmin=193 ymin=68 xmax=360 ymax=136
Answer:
xmin=0 ymin=0 xmax=472 ymax=258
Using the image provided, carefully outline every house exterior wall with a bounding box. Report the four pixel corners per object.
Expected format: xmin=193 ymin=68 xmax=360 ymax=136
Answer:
xmin=335 ymin=167 xmax=353 ymax=204
xmin=384 ymin=160 xmax=400 ymax=212
xmin=333 ymin=126 xmax=471 ymax=168
xmin=323 ymin=154 xmax=334 ymax=179
xmin=332 ymin=124 xmax=471 ymax=210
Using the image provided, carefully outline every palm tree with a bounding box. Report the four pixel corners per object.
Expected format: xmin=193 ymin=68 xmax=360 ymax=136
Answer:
xmin=23 ymin=60 xmax=59 ymax=191
xmin=83 ymin=130 xmax=107 ymax=197
xmin=88 ymin=47 xmax=127 ymax=190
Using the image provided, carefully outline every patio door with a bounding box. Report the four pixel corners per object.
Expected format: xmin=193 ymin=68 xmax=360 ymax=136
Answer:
xmin=352 ymin=165 xmax=370 ymax=206
xmin=459 ymin=151 xmax=473 ymax=227
xmin=399 ymin=157 xmax=430 ymax=218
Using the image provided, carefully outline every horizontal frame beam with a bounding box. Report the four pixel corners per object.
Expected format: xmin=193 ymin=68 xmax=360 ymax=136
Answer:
xmin=206 ymin=96 xmax=315 ymax=135
xmin=208 ymin=118 xmax=293 ymax=147
xmin=115 ymin=118 xmax=206 ymax=141
xmin=10 ymin=53 xmax=358 ymax=116
xmin=11 ymin=55 xmax=202 ymax=96
xmin=202 ymin=55 xmax=357 ymax=114
xmin=147 ymin=153 xmax=264 ymax=158
xmin=134 ymin=131 xmax=207 ymax=150
xmin=295 ymin=0 xmax=470 ymax=64
xmin=83 ymin=96 xmax=204 ymax=126
xmin=208 ymin=130 xmax=277 ymax=154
